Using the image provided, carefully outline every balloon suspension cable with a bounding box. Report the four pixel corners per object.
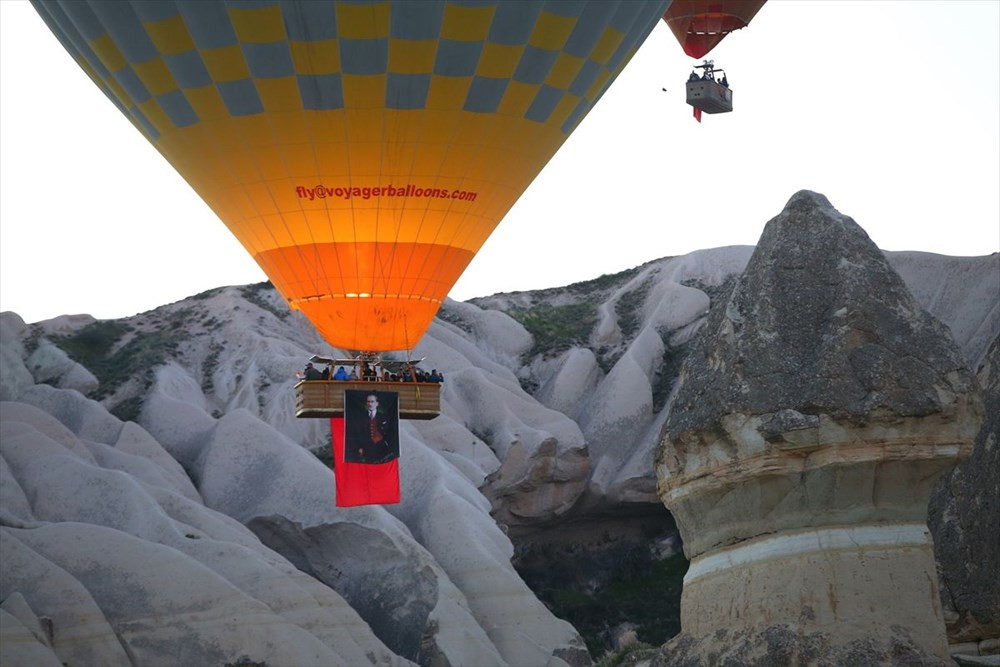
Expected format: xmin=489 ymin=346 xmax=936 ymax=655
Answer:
xmin=403 ymin=312 xmax=412 ymax=362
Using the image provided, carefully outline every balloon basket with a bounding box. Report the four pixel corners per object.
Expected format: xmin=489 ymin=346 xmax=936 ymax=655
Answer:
xmin=295 ymin=380 xmax=440 ymax=420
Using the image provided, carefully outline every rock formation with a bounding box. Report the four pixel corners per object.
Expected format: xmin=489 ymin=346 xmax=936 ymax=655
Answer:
xmin=0 ymin=305 xmax=590 ymax=667
xmin=1 ymin=211 xmax=996 ymax=664
xmin=471 ymin=245 xmax=997 ymax=522
xmin=655 ymin=191 xmax=984 ymax=665
xmin=0 ymin=401 xmax=409 ymax=667
xmin=929 ymin=335 xmax=1000 ymax=659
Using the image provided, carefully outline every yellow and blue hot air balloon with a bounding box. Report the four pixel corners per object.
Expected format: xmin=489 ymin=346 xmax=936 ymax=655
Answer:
xmin=32 ymin=0 xmax=670 ymax=352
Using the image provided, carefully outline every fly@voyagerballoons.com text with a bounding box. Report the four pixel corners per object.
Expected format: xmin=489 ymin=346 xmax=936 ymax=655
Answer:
xmin=295 ymin=185 xmax=479 ymax=202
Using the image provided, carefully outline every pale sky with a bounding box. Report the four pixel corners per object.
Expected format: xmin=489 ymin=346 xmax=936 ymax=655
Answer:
xmin=2 ymin=0 xmax=998 ymax=325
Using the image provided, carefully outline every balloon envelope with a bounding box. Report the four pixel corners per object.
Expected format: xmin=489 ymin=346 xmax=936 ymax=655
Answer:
xmin=662 ymin=0 xmax=766 ymax=59
xmin=33 ymin=0 xmax=669 ymax=351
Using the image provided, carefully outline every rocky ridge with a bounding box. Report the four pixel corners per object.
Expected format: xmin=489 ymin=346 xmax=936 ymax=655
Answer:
xmin=929 ymin=333 xmax=1000 ymax=656
xmin=1 ymin=192 xmax=997 ymax=664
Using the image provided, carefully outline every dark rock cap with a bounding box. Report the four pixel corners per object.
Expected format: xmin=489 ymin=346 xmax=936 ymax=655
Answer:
xmin=665 ymin=190 xmax=976 ymax=439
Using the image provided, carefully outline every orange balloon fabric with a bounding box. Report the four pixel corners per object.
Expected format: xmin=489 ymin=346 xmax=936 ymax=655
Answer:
xmin=33 ymin=0 xmax=670 ymax=351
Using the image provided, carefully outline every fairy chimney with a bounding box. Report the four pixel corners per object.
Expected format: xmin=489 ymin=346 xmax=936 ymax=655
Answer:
xmin=655 ymin=191 xmax=982 ymax=665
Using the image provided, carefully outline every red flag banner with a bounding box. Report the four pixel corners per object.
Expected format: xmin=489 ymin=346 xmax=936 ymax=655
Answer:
xmin=693 ymin=107 xmax=702 ymax=123
xmin=331 ymin=390 xmax=401 ymax=506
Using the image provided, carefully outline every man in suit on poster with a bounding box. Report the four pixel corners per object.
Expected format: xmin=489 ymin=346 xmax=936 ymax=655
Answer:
xmin=345 ymin=391 xmax=399 ymax=464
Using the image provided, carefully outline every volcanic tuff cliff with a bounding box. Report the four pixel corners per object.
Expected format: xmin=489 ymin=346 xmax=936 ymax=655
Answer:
xmin=655 ymin=191 xmax=983 ymax=665
xmin=1 ymin=191 xmax=997 ymax=665
xmin=929 ymin=333 xmax=1000 ymax=655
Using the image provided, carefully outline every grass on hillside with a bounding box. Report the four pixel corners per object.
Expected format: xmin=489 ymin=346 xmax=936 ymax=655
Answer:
xmin=51 ymin=312 xmax=193 ymax=420
xmin=507 ymin=302 xmax=597 ymax=358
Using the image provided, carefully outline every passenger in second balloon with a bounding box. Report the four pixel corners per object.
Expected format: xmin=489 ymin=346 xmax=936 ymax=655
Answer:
xmin=303 ymin=363 xmax=323 ymax=381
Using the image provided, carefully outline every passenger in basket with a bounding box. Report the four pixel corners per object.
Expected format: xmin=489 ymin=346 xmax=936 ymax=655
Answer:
xmin=333 ymin=366 xmax=349 ymax=381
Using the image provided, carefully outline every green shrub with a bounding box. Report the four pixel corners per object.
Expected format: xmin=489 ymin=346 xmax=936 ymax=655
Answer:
xmin=239 ymin=281 xmax=288 ymax=320
xmin=680 ymin=276 xmax=736 ymax=304
xmin=53 ymin=319 xmax=186 ymax=400
xmin=595 ymin=642 xmax=657 ymax=667
xmin=435 ymin=305 xmax=475 ymax=334
xmin=525 ymin=549 xmax=688 ymax=657
xmin=110 ymin=396 xmax=145 ymax=423
xmin=52 ymin=321 xmax=131 ymax=369
xmin=24 ymin=325 xmax=44 ymax=356
xmin=615 ymin=279 xmax=653 ymax=340
xmin=202 ymin=342 xmax=224 ymax=393
xmin=191 ymin=287 xmax=225 ymax=300
xmin=92 ymin=330 xmax=180 ymax=399
xmin=651 ymin=339 xmax=690 ymax=413
xmin=566 ymin=266 xmax=641 ymax=295
xmin=224 ymin=657 xmax=268 ymax=667
xmin=518 ymin=376 xmax=540 ymax=395
xmin=507 ymin=302 xmax=597 ymax=358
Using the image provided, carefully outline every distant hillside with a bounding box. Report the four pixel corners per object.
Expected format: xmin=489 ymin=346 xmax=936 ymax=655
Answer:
xmin=2 ymin=237 xmax=996 ymax=665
